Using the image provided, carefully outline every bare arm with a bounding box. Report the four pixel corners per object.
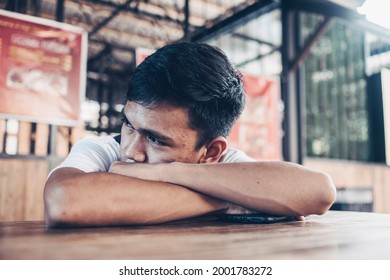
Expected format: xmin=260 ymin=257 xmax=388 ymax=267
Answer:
xmin=44 ymin=167 xmax=228 ymax=227
xmin=109 ymin=161 xmax=337 ymax=217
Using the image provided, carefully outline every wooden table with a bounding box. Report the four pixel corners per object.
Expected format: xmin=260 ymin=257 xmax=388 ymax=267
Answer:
xmin=1 ymin=211 xmax=390 ymax=259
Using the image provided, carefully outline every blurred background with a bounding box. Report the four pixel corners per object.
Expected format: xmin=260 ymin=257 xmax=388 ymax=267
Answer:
xmin=1 ymin=0 xmax=390 ymax=221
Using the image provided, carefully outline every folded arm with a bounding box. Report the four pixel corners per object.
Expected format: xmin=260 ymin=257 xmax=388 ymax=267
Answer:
xmin=44 ymin=167 xmax=228 ymax=227
xmin=109 ymin=161 xmax=337 ymax=217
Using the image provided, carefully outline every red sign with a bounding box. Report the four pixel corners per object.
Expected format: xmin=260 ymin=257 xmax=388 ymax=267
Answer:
xmin=228 ymin=74 xmax=282 ymax=160
xmin=0 ymin=10 xmax=87 ymax=125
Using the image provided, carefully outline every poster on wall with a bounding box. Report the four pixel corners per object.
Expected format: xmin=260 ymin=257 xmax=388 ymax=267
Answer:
xmin=0 ymin=9 xmax=87 ymax=126
xmin=228 ymin=74 xmax=282 ymax=161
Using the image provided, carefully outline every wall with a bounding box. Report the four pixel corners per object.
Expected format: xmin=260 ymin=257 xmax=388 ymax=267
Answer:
xmin=0 ymin=158 xmax=48 ymax=221
xmin=0 ymin=120 xmax=83 ymax=221
xmin=304 ymin=158 xmax=390 ymax=214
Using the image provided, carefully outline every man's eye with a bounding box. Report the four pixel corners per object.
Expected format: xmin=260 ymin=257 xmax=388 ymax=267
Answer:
xmin=147 ymin=136 xmax=164 ymax=146
xmin=121 ymin=118 xmax=134 ymax=130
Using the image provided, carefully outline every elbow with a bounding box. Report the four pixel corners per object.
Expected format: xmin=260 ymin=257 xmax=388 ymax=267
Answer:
xmin=44 ymin=180 xmax=70 ymax=228
xmin=311 ymin=172 xmax=337 ymax=215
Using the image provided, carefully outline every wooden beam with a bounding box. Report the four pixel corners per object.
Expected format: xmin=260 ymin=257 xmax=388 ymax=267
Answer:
xmin=17 ymin=121 xmax=31 ymax=155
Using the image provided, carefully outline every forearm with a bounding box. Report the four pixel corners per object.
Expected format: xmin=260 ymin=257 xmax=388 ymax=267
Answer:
xmin=112 ymin=161 xmax=336 ymax=217
xmin=162 ymin=162 xmax=336 ymax=216
xmin=44 ymin=168 xmax=227 ymax=227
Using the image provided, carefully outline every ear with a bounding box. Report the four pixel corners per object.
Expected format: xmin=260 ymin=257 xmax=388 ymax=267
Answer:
xmin=199 ymin=136 xmax=228 ymax=163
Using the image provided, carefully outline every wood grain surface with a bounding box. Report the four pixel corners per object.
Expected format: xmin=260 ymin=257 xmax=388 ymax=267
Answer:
xmin=1 ymin=211 xmax=390 ymax=260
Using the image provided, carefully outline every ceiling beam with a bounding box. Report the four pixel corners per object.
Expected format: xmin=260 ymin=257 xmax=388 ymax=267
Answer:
xmin=39 ymin=0 xmax=182 ymax=48
xmin=190 ymin=0 xmax=279 ymax=42
xmin=284 ymin=0 xmax=361 ymax=19
xmin=286 ymin=0 xmax=390 ymax=40
xmin=236 ymin=46 xmax=279 ymax=67
xmin=231 ymin=32 xmax=277 ymax=48
xmin=89 ymin=0 xmax=133 ymax=37
xmin=183 ymin=0 xmax=190 ymax=41
xmin=85 ymin=0 xmax=183 ymax=26
xmin=289 ymin=16 xmax=333 ymax=73
xmin=55 ymin=0 xmax=64 ymax=22
xmin=5 ymin=0 xmax=28 ymax=13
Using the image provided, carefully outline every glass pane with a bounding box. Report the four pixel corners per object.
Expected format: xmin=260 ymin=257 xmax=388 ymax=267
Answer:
xmin=301 ymin=12 xmax=369 ymax=161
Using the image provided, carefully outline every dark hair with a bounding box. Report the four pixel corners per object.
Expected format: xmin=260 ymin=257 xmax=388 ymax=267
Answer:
xmin=126 ymin=42 xmax=245 ymax=149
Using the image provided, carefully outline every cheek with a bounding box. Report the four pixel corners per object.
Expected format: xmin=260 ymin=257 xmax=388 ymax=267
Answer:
xmin=169 ymin=148 xmax=202 ymax=163
xmin=120 ymin=124 xmax=127 ymax=134
xmin=145 ymin=148 xmax=175 ymax=163
xmin=182 ymin=152 xmax=203 ymax=163
xmin=119 ymin=131 xmax=133 ymax=157
xmin=119 ymin=142 xmax=128 ymax=161
xmin=145 ymin=147 xmax=195 ymax=164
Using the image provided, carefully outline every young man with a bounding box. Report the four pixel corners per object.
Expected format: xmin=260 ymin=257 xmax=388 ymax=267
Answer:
xmin=44 ymin=42 xmax=336 ymax=227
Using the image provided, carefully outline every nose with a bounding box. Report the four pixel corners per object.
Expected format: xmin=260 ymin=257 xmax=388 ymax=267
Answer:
xmin=124 ymin=133 xmax=147 ymax=163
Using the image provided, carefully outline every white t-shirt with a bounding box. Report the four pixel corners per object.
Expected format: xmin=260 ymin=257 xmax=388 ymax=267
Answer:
xmin=54 ymin=136 xmax=254 ymax=173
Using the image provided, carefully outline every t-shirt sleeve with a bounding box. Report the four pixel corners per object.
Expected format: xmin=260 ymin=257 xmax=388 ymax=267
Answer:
xmin=220 ymin=148 xmax=255 ymax=163
xmin=51 ymin=136 xmax=121 ymax=173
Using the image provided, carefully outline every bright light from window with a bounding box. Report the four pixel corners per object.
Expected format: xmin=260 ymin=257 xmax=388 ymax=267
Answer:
xmin=357 ymin=0 xmax=390 ymax=30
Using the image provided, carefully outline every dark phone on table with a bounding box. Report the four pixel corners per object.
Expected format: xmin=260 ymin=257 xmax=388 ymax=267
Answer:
xmin=218 ymin=213 xmax=296 ymax=224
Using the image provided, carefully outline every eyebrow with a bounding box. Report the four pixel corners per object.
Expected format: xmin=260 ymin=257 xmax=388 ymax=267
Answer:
xmin=121 ymin=109 xmax=175 ymax=144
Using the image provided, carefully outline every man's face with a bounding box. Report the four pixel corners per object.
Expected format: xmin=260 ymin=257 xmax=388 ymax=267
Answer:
xmin=120 ymin=101 xmax=205 ymax=164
